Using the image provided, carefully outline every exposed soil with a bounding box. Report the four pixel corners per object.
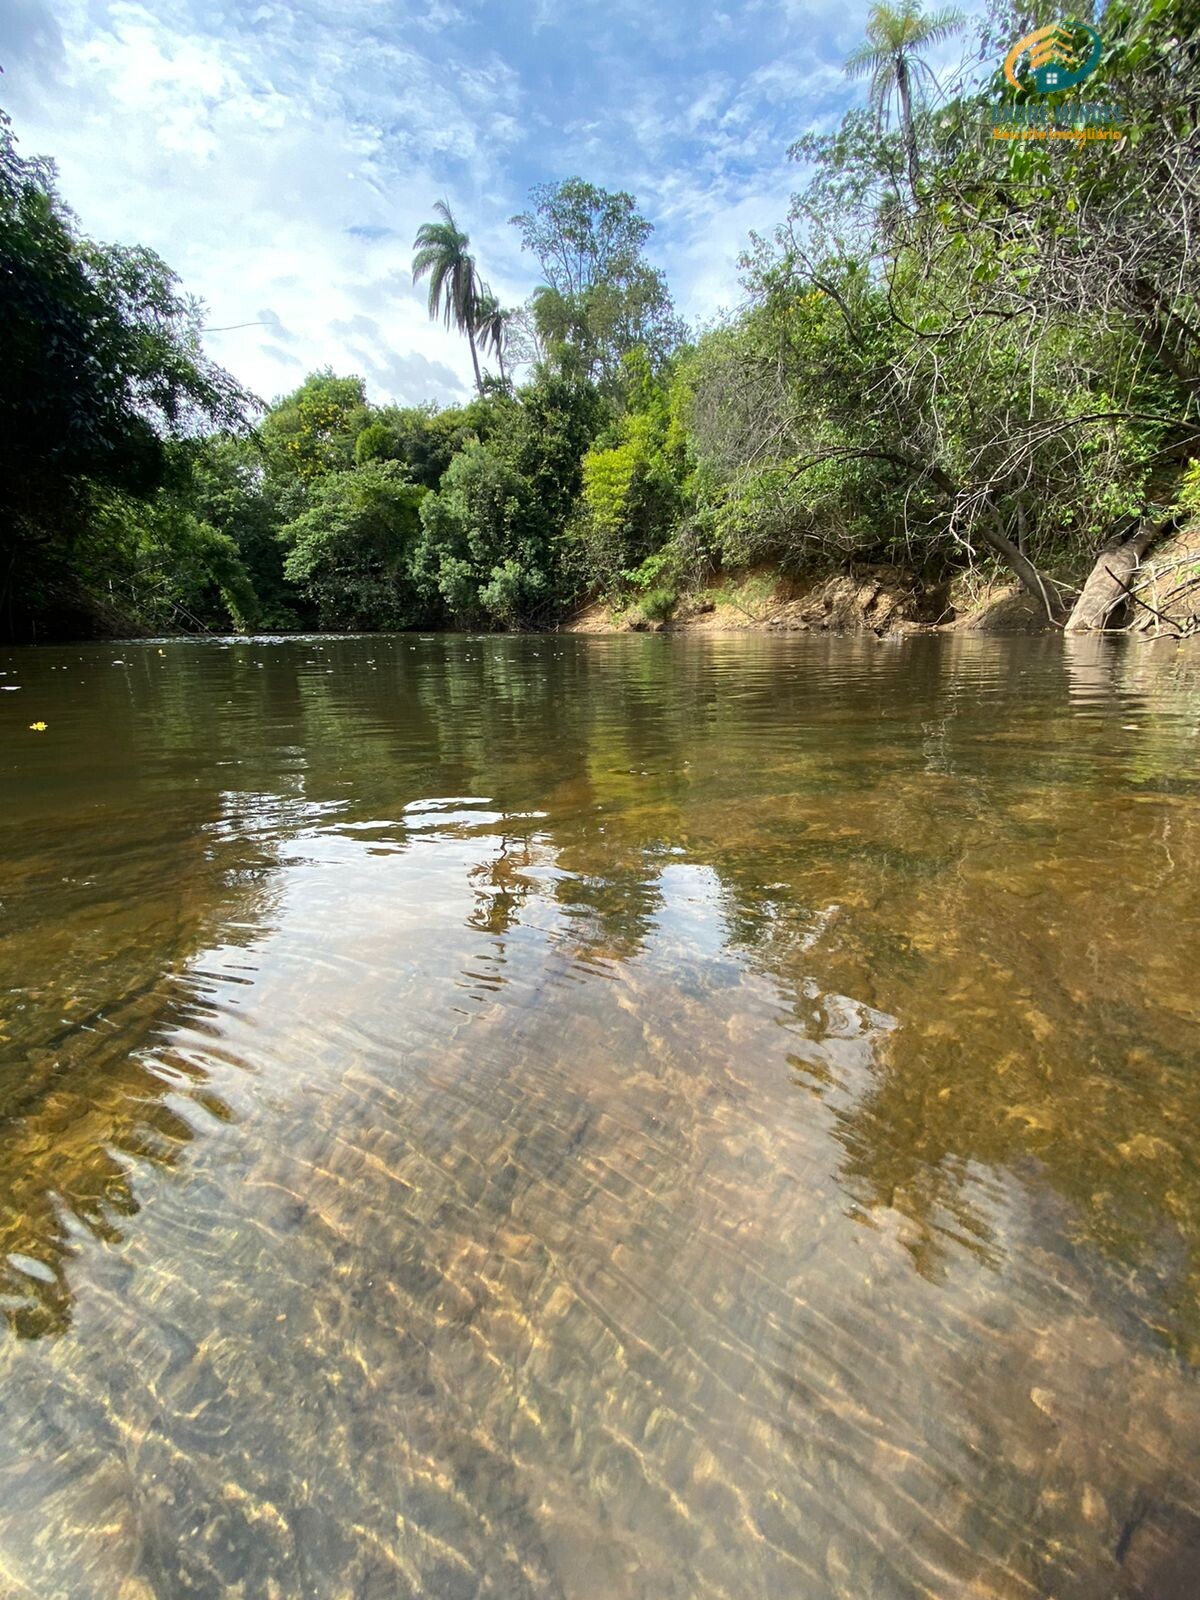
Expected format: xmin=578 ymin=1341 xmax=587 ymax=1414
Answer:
xmin=565 ymin=566 xmax=998 ymax=637
xmin=1124 ymin=521 xmax=1200 ymax=637
xmin=565 ymin=527 xmax=1200 ymax=639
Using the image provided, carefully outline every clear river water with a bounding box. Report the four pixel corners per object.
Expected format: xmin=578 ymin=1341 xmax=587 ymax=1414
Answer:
xmin=0 ymin=632 xmax=1198 ymax=1599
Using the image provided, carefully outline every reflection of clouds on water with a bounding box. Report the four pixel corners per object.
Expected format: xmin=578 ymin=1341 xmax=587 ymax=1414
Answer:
xmin=0 ymin=817 xmax=913 ymax=1595
xmin=1 ymin=633 xmax=1199 ymax=1596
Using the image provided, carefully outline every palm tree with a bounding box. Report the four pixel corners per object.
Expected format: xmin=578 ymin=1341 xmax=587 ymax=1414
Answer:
xmin=475 ymin=285 xmax=510 ymax=384
xmin=845 ymin=0 xmax=963 ymax=196
xmin=412 ymin=200 xmax=483 ymax=393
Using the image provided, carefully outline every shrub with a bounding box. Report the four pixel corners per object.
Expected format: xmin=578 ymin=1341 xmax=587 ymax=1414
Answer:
xmin=638 ymin=585 xmax=677 ymax=622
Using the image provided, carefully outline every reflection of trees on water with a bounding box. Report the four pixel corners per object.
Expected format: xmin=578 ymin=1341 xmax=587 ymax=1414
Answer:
xmin=467 ymin=832 xmax=539 ymax=938
xmin=0 ymin=791 xmax=283 ymax=1336
xmin=3 ymin=633 xmax=1199 ymax=1351
xmin=442 ymin=635 xmax=1200 ymax=1356
xmin=701 ymin=638 xmax=1200 ymax=1352
xmin=0 ymin=781 xmax=313 ymax=1335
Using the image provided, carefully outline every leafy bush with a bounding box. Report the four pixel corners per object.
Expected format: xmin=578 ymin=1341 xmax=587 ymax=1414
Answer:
xmin=1176 ymin=460 xmax=1200 ymax=519
xmin=638 ymin=586 xmax=677 ymax=622
xmin=279 ymin=461 xmax=425 ymax=629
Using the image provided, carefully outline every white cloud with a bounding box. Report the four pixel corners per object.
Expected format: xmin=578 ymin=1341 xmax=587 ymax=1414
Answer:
xmin=5 ymin=0 xmax=507 ymax=405
xmin=0 ymin=0 xmax=990 ymax=406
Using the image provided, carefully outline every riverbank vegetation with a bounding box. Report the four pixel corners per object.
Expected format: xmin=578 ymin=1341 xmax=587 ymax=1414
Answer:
xmin=3 ymin=0 xmax=1198 ymax=642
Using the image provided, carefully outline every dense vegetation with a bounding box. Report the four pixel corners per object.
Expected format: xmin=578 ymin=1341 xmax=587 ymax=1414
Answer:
xmin=3 ymin=0 xmax=1198 ymax=641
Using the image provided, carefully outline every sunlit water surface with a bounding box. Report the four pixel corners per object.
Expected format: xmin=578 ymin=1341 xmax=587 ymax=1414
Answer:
xmin=1 ymin=633 xmax=1199 ymax=1599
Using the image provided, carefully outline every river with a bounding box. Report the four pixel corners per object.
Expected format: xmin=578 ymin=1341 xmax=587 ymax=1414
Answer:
xmin=1 ymin=632 xmax=1198 ymax=1598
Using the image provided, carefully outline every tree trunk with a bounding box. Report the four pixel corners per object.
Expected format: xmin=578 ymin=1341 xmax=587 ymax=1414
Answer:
xmin=1063 ymin=518 xmax=1164 ymax=633
xmin=980 ymin=511 xmax=1061 ymax=623
xmin=467 ymin=327 xmax=483 ymax=394
xmin=896 ymin=62 xmax=919 ymax=197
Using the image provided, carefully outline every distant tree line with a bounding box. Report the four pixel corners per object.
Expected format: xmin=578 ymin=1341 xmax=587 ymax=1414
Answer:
xmin=3 ymin=0 xmax=1198 ymax=641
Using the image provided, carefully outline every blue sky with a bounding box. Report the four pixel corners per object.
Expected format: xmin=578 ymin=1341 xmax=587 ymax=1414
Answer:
xmin=2 ymin=0 xmax=976 ymax=408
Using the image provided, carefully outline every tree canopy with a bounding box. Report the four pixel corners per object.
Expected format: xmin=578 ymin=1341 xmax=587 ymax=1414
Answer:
xmin=512 ymin=179 xmax=684 ymax=385
xmin=0 ymin=108 xmax=251 ymax=636
xmin=5 ymin=0 xmax=1200 ymax=641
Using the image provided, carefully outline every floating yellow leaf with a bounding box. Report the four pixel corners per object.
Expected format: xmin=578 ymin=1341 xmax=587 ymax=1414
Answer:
xmin=29 ymin=721 xmax=47 ymax=732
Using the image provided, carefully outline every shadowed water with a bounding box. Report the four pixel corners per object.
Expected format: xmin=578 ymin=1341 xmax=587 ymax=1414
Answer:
xmin=0 ymin=632 xmax=1198 ymax=1598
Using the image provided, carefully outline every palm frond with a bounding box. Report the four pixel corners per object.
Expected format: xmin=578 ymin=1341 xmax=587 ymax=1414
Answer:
xmin=919 ymin=6 xmax=965 ymax=44
xmin=845 ymin=41 xmax=888 ymax=78
xmin=843 ymin=1 xmax=963 ymax=127
xmin=412 ymin=200 xmax=479 ymax=335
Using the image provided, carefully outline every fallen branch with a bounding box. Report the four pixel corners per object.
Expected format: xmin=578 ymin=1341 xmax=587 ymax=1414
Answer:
xmin=1103 ymin=564 xmax=1193 ymax=636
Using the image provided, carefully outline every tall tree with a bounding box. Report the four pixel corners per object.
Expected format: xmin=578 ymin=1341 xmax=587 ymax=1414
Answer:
xmin=511 ymin=179 xmax=652 ymax=298
xmin=511 ymin=180 xmax=683 ymax=385
xmin=475 ymin=285 xmax=510 ymax=384
xmin=0 ymin=108 xmax=250 ymax=638
xmin=844 ymin=0 xmax=963 ymax=195
xmin=412 ymin=200 xmax=484 ymax=394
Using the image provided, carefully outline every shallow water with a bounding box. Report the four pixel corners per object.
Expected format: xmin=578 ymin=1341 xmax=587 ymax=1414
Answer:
xmin=1 ymin=632 xmax=1199 ymax=1598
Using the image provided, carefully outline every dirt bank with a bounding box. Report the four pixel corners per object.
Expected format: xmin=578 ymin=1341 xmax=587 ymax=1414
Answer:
xmin=565 ymin=534 xmax=1200 ymax=639
xmin=564 ymin=566 xmax=1027 ymax=636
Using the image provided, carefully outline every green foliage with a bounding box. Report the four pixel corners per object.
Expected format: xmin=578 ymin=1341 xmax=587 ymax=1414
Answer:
xmin=414 ymin=440 xmax=549 ymax=628
xmin=509 ymin=373 xmax=606 ymax=533
xmin=353 ymin=404 xmax=473 ymax=488
xmin=0 ymin=108 xmax=251 ymax=637
xmin=637 ymin=586 xmax=678 ymax=623
xmin=73 ymin=480 xmax=260 ymax=635
xmin=414 ymin=443 xmax=525 ymax=624
xmin=1176 ymin=461 xmax=1200 ymax=519
xmin=9 ymin=0 xmax=1198 ymax=642
xmin=408 ymin=373 xmax=604 ymax=627
xmin=682 ymin=0 xmax=1200 ymax=606
xmin=0 ymin=115 xmax=245 ymax=511
xmin=0 ymin=107 xmax=672 ymax=638
xmin=259 ymin=373 xmax=369 ymax=483
xmin=353 ymin=423 xmax=400 ymax=466
xmin=190 ymin=437 xmax=296 ymax=629
xmin=479 ymin=557 xmax=540 ymax=628
xmin=280 ymin=462 xmax=426 ymax=630
xmin=577 ymin=353 xmax=688 ymax=594
xmin=513 ymin=180 xmax=684 ymax=385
